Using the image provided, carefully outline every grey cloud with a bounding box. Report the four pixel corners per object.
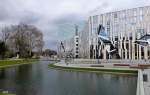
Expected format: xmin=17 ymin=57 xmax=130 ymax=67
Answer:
xmin=19 ymin=11 xmax=42 ymax=24
xmin=0 ymin=0 xmax=150 ymax=50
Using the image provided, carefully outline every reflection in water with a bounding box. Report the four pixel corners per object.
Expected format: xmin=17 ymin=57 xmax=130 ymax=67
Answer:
xmin=0 ymin=61 xmax=137 ymax=95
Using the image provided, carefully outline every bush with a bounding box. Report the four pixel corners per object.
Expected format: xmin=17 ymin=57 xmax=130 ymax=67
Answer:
xmin=0 ymin=41 xmax=7 ymax=59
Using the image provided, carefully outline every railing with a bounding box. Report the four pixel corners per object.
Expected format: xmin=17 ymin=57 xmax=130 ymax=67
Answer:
xmin=71 ymin=59 xmax=150 ymax=64
xmin=136 ymin=70 xmax=145 ymax=95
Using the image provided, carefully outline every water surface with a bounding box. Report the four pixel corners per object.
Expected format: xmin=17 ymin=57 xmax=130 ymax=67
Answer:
xmin=0 ymin=61 xmax=137 ymax=95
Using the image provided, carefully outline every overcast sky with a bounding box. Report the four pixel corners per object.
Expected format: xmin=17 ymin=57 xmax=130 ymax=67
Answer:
xmin=0 ymin=0 xmax=150 ymax=50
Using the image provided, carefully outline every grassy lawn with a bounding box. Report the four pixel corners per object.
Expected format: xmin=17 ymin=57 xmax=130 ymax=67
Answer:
xmin=0 ymin=94 xmax=15 ymax=95
xmin=0 ymin=59 xmax=38 ymax=68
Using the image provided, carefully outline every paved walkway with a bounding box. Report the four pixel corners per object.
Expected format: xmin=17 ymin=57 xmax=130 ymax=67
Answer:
xmin=55 ymin=63 xmax=138 ymax=70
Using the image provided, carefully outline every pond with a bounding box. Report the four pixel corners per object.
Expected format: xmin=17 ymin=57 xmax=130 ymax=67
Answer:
xmin=0 ymin=61 xmax=137 ymax=95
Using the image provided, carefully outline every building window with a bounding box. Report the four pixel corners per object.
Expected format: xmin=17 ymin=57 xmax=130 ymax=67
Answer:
xmin=107 ymin=20 xmax=110 ymax=25
xmin=129 ymin=32 xmax=132 ymax=40
xmin=115 ymin=36 xmax=118 ymax=41
xmin=93 ymin=15 xmax=98 ymax=24
xmin=76 ymin=55 xmax=78 ymax=58
xmin=133 ymin=9 xmax=137 ymax=16
xmin=139 ymin=15 xmax=143 ymax=21
xmin=123 ymin=52 xmax=125 ymax=58
xmin=107 ymin=20 xmax=110 ymax=36
xmin=126 ymin=42 xmax=129 ymax=49
xmin=139 ymin=8 xmax=143 ymax=15
xmin=76 ymin=47 xmax=78 ymax=50
xmin=147 ymin=7 xmax=150 ymax=14
xmin=122 ymin=11 xmax=126 ymax=18
xmin=114 ymin=13 xmax=118 ymax=18
xmin=131 ymin=17 xmax=136 ymax=25
xmin=122 ymin=42 xmax=124 ymax=49
xmin=76 ymin=38 xmax=78 ymax=42
xmin=134 ymin=17 xmax=136 ymax=22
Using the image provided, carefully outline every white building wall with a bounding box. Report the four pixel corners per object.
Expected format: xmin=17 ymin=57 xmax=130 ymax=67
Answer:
xmin=88 ymin=6 xmax=150 ymax=60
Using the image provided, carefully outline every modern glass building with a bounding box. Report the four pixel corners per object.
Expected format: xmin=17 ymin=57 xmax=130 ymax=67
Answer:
xmin=87 ymin=5 xmax=150 ymax=60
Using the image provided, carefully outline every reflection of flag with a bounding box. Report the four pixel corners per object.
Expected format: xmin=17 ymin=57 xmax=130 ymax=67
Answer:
xmin=98 ymin=25 xmax=108 ymax=37
xmin=98 ymin=24 xmax=109 ymax=39
xmin=99 ymin=30 xmax=108 ymax=37
xmin=135 ymin=34 xmax=150 ymax=46
xmin=61 ymin=41 xmax=65 ymax=52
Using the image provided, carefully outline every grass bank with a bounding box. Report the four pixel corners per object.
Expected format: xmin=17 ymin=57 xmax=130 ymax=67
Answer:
xmin=0 ymin=93 xmax=15 ymax=95
xmin=0 ymin=59 xmax=38 ymax=69
xmin=49 ymin=64 xmax=138 ymax=75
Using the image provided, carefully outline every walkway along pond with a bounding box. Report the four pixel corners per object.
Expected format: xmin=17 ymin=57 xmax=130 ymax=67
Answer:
xmin=0 ymin=61 xmax=137 ymax=95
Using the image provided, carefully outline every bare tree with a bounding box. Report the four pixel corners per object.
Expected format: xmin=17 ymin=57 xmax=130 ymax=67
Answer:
xmin=4 ymin=23 xmax=44 ymax=58
xmin=27 ymin=26 xmax=44 ymax=55
xmin=1 ymin=26 xmax=11 ymax=43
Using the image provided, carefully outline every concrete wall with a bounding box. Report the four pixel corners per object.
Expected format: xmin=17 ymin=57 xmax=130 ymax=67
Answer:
xmin=136 ymin=70 xmax=145 ymax=95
